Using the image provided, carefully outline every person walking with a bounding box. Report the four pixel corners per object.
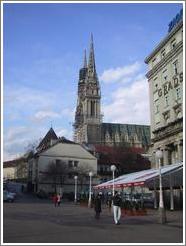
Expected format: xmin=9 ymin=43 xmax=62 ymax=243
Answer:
xmin=57 ymin=193 xmax=61 ymax=206
xmin=107 ymin=192 xmax=112 ymax=212
xmin=113 ymin=191 xmax=122 ymax=225
xmin=94 ymin=193 xmax=102 ymax=219
xmin=53 ymin=194 xmax=58 ymax=207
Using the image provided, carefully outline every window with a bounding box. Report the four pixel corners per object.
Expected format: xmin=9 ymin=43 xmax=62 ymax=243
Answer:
xmin=161 ymin=49 xmax=166 ymax=58
xmin=90 ymin=101 xmax=95 ymax=116
xmin=173 ymin=60 xmax=178 ymax=75
xmin=171 ymin=39 xmax=176 ymax=49
xmin=163 ymin=110 xmax=170 ymax=124
xmin=162 ymin=69 xmax=168 ymax=81
xmin=153 ymin=77 xmax=158 ymax=92
xmin=68 ymin=160 xmax=73 ymax=168
xmin=152 ymin=57 xmax=156 ymax=66
xmin=106 ymin=133 xmax=110 ymax=141
xmin=56 ymin=159 xmax=61 ymax=167
xmin=155 ymin=105 xmax=159 ymax=114
xmin=176 ymin=87 xmax=181 ymax=100
xmin=155 ymin=113 xmax=160 ymax=125
xmin=74 ymin=161 xmax=79 ymax=168
xmin=165 ymin=96 xmax=169 ymax=107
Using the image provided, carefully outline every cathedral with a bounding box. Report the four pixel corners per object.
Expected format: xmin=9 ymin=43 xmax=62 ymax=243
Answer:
xmin=74 ymin=34 xmax=150 ymax=150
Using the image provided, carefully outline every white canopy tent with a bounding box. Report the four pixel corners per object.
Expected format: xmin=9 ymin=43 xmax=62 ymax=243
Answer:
xmin=94 ymin=162 xmax=183 ymax=190
xmin=94 ymin=162 xmax=183 ymax=210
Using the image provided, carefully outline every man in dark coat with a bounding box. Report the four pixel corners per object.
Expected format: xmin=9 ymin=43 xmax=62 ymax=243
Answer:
xmin=113 ymin=191 xmax=122 ymax=225
xmin=94 ymin=193 xmax=102 ymax=219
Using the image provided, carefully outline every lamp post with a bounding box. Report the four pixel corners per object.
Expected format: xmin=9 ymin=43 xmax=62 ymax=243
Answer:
xmin=88 ymin=171 xmax=93 ymax=208
xmin=74 ymin=176 xmax=78 ymax=204
xmin=155 ymin=149 xmax=166 ymax=223
xmin=111 ymin=165 xmax=116 ymax=196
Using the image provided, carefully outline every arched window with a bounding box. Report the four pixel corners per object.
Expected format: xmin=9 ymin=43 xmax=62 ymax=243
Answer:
xmin=90 ymin=101 xmax=95 ymax=116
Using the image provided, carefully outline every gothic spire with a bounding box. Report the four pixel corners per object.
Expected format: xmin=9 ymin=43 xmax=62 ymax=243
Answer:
xmin=88 ymin=33 xmax=96 ymax=73
xmin=83 ymin=49 xmax=87 ymax=68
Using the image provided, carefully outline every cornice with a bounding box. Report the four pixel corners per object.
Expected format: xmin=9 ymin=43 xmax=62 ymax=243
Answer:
xmin=145 ymin=21 xmax=183 ymax=64
xmin=152 ymin=117 xmax=183 ymax=142
xmin=146 ymin=41 xmax=183 ymax=80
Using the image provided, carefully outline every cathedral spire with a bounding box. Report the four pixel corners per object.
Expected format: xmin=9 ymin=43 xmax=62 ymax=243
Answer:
xmin=88 ymin=33 xmax=96 ymax=73
xmin=83 ymin=49 xmax=87 ymax=68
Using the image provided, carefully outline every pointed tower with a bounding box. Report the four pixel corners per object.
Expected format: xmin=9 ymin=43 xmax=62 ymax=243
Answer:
xmin=74 ymin=34 xmax=102 ymax=144
xmin=87 ymin=33 xmax=96 ymax=76
xmin=83 ymin=49 xmax=87 ymax=68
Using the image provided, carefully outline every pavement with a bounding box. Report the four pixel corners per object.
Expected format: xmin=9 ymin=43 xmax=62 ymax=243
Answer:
xmin=3 ymin=193 xmax=183 ymax=244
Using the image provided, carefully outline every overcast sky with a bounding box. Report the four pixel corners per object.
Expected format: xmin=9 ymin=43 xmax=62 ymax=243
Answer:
xmin=3 ymin=2 xmax=182 ymax=161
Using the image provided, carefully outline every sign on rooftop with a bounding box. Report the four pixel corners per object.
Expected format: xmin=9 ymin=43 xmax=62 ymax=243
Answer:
xmin=168 ymin=9 xmax=183 ymax=33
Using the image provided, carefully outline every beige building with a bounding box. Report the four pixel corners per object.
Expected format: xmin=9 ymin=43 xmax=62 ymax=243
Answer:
xmin=3 ymin=156 xmax=28 ymax=181
xmin=3 ymin=162 xmax=17 ymax=180
xmin=28 ymin=128 xmax=97 ymax=194
xmin=145 ymin=15 xmax=183 ymax=167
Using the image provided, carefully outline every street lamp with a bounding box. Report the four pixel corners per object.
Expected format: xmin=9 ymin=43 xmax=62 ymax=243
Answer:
xmin=111 ymin=165 xmax=116 ymax=196
xmin=74 ymin=176 xmax=78 ymax=204
xmin=155 ymin=149 xmax=166 ymax=224
xmin=88 ymin=171 xmax=93 ymax=208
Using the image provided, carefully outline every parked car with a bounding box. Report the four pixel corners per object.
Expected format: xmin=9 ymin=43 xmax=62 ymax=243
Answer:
xmin=3 ymin=190 xmax=15 ymax=202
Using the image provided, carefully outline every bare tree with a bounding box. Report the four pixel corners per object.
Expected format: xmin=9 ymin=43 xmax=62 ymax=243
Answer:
xmin=25 ymin=138 xmax=42 ymax=154
xmin=42 ymin=160 xmax=68 ymax=193
xmin=74 ymin=164 xmax=94 ymax=190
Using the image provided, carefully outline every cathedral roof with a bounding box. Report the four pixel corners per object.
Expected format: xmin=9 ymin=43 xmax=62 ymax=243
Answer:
xmin=101 ymin=123 xmax=150 ymax=147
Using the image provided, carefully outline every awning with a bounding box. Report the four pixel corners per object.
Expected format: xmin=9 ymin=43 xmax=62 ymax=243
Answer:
xmin=94 ymin=162 xmax=183 ymax=190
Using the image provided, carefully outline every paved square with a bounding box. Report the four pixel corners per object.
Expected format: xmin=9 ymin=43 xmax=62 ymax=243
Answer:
xmin=3 ymin=194 xmax=183 ymax=244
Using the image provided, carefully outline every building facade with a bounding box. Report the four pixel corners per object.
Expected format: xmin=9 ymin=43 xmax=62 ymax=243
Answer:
xmin=145 ymin=12 xmax=183 ymax=167
xmin=28 ymin=128 xmax=97 ymax=194
xmin=3 ymin=156 xmax=29 ymax=181
xmin=74 ymin=34 xmax=150 ymax=150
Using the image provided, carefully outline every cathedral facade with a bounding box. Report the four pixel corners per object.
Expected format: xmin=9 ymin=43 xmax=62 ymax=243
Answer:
xmin=74 ymin=35 xmax=150 ymax=150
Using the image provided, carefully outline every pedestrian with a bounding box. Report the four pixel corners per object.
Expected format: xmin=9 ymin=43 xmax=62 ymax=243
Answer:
xmin=57 ymin=193 xmax=61 ymax=206
xmin=107 ymin=192 xmax=112 ymax=212
xmin=113 ymin=191 xmax=122 ymax=225
xmin=53 ymin=193 xmax=58 ymax=207
xmin=94 ymin=193 xmax=102 ymax=219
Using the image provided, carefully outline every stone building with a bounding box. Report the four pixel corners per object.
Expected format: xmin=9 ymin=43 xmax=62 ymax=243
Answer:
xmin=145 ymin=9 xmax=183 ymax=167
xmin=74 ymin=34 xmax=150 ymax=150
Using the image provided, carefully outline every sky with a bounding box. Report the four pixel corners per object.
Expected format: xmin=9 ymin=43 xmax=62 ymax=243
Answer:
xmin=2 ymin=1 xmax=183 ymax=161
